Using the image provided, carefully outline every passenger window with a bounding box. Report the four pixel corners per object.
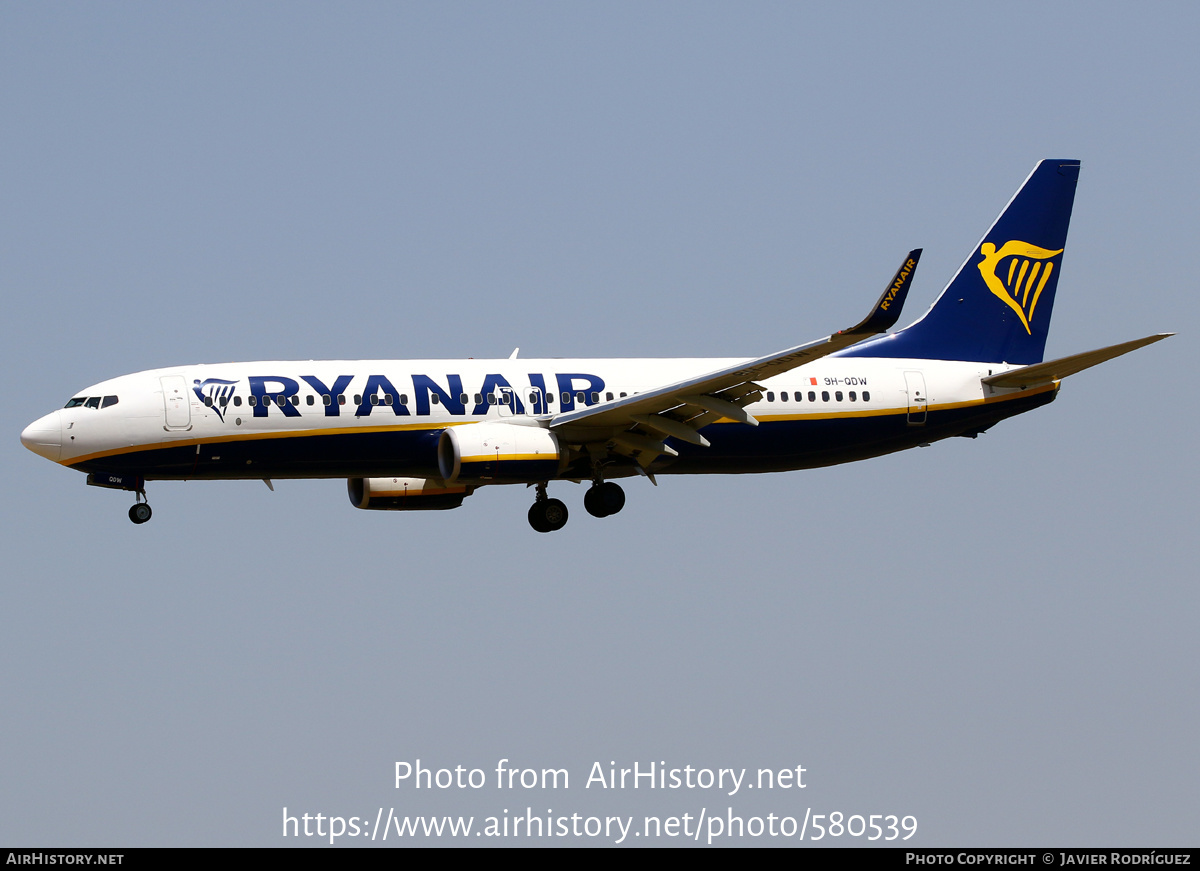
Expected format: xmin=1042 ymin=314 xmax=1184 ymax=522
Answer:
xmin=338 ymin=394 xmax=346 ymax=405
xmin=546 ymin=393 xmax=554 ymax=404
xmin=204 ymin=396 xmax=213 ymax=407
xmin=322 ymin=395 xmax=331 ymax=406
xmin=561 ymin=392 xmax=570 ymax=404
xmin=384 ymin=394 xmax=393 ymax=404
xmin=835 ymin=391 xmax=843 ymax=402
xmin=808 ymin=391 xmax=816 ymax=402
xmin=606 ymin=392 xmax=613 ymax=401
xmin=370 ymin=395 xmax=379 ymax=405
xmin=249 ymin=396 xmax=258 ymax=407
xmin=821 ymin=391 xmax=830 ymax=402
xmin=460 ymin=394 xmax=469 ymax=404
xmin=766 ymin=392 xmax=774 ymax=402
xmin=849 ymin=391 xmax=856 ymax=402
xmin=219 ymin=396 xmax=228 ymax=407
xmin=431 ymin=393 xmax=440 ymax=405
xmin=488 ymin=394 xmax=497 ymax=405
xmin=102 ymin=395 xmax=119 ymax=409
xmin=353 ymin=395 xmax=361 ymax=405
xmin=290 ymin=395 xmax=299 ymax=406
xmin=620 ymin=392 xmax=627 ymax=398
xmin=306 ymin=395 xmax=314 ymax=406
xmin=234 ymin=396 xmax=243 ymax=407
xmin=576 ymin=392 xmax=585 ymax=403
xmin=474 ymin=394 xmax=482 ymax=405
xmin=400 ymin=394 xmax=408 ymax=405
xmin=863 ymin=391 xmax=871 ymax=402
xmin=276 ymin=394 xmax=286 ymax=405
xmin=590 ymin=392 xmax=599 ymax=403
xmin=262 ymin=396 xmax=272 ymax=406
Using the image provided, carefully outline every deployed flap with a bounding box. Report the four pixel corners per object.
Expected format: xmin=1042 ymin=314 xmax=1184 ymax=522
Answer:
xmin=551 ymin=250 xmax=921 ymax=433
xmin=982 ymin=333 xmax=1172 ymax=389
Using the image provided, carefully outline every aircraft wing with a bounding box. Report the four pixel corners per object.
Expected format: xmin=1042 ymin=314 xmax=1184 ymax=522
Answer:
xmin=549 ymin=250 xmax=921 ymax=460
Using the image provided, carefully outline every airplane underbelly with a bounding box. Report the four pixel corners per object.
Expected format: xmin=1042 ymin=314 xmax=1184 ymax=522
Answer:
xmin=663 ymin=390 xmax=1056 ymax=474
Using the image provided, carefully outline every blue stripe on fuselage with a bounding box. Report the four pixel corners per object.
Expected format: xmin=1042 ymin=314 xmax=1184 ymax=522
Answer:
xmin=72 ymin=389 xmax=1055 ymax=481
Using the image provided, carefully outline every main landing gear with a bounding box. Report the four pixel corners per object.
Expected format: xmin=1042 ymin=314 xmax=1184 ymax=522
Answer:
xmin=528 ymin=483 xmax=568 ymax=533
xmin=527 ymin=481 xmax=625 ymax=532
xmin=584 ymin=481 xmax=625 ymax=518
xmin=128 ymin=491 xmax=152 ymax=525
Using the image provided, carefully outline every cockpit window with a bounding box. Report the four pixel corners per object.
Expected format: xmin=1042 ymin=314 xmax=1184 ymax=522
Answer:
xmin=102 ymin=395 xmax=119 ymax=408
xmin=64 ymin=397 xmax=87 ymax=408
xmin=84 ymin=397 xmax=101 ymax=409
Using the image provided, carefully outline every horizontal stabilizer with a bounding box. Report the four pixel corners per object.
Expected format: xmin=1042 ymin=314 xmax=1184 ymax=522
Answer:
xmin=982 ymin=333 xmax=1173 ymax=389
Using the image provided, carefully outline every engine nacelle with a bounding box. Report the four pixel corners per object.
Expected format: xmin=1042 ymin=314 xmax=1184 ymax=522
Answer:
xmin=438 ymin=422 xmax=562 ymax=484
xmin=347 ymin=476 xmax=472 ymax=511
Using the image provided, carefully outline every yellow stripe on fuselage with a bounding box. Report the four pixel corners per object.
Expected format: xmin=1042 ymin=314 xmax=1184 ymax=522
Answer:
xmin=742 ymin=381 xmax=1057 ymax=423
xmin=61 ymin=419 xmax=474 ymax=467
xmin=61 ymin=383 xmax=1057 ymax=467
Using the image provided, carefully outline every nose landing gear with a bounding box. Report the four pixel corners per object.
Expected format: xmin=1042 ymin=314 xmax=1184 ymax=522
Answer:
xmin=128 ymin=491 xmax=152 ymax=524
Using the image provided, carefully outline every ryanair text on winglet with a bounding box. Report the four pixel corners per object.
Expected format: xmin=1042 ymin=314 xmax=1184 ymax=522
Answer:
xmin=880 ymin=257 xmax=918 ymax=311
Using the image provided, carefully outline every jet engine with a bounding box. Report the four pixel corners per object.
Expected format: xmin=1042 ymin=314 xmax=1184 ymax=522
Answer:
xmin=438 ymin=422 xmax=563 ymax=484
xmin=347 ymin=476 xmax=472 ymax=511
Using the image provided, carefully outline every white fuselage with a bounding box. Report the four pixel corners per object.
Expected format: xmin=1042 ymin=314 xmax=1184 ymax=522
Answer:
xmin=22 ymin=355 xmax=1051 ymax=481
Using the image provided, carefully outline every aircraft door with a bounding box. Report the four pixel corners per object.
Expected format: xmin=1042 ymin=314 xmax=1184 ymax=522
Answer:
xmin=496 ymin=387 xmax=516 ymax=417
xmin=160 ymin=375 xmax=192 ymax=430
xmin=904 ymin=371 xmax=928 ymax=425
xmin=497 ymin=386 xmax=539 ymax=417
xmin=524 ymin=386 xmax=545 ymax=415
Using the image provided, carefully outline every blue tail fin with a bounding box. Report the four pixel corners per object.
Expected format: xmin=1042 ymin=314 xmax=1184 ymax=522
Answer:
xmin=842 ymin=160 xmax=1080 ymax=364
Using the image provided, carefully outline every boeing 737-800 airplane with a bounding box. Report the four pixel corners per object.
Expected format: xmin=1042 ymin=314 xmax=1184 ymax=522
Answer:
xmin=20 ymin=160 xmax=1170 ymax=531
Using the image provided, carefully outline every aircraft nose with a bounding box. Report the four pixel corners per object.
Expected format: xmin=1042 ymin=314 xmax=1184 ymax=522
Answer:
xmin=21 ymin=411 xmax=62 ymax=461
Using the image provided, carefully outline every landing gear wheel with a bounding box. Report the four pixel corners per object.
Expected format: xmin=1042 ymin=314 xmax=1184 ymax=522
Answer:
xmin=528 ymin=498 xmax=569 ymax=532
xmin=584 ymin=486 xmax=604 ymax=517
xmin=598 ymin=481 xmax=624 ymax=515
xmin=528 ymin=502 xmax=550 ymax=533
xmin=584 ymin=481 xmax=625 ymax=517
xmin=128 ymin=503 xmax=152 ymax=524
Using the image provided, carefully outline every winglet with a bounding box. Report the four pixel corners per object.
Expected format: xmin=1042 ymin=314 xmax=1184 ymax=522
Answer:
xmin=839 ymin=249 xmax=922 ymax=337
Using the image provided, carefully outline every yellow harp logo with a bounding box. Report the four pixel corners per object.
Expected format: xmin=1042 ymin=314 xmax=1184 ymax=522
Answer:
xmin=977 ymin=241 xmax=1063 ymax=334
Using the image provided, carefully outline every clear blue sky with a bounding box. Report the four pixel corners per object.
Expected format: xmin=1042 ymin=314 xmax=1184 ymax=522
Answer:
xmin=2 ymin=2 xmax=1195 ymax=845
